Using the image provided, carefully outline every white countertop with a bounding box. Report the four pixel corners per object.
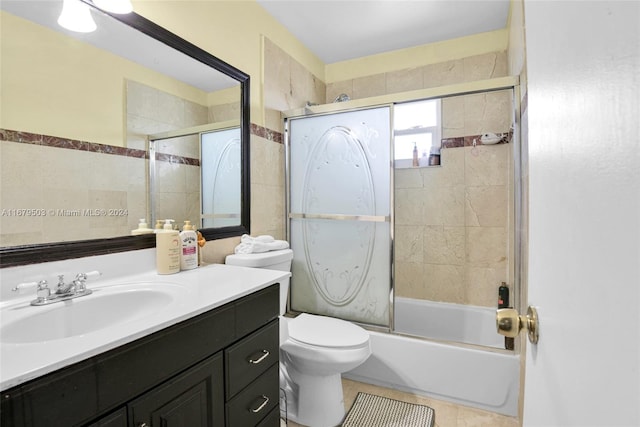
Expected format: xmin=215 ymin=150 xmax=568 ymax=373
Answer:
xmin=0 ymin=263 xmax=290 ymax=391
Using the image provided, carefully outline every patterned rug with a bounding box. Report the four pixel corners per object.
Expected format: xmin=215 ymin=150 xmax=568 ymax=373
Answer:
xmin=342 ymin=392 xmax=435 ymax=427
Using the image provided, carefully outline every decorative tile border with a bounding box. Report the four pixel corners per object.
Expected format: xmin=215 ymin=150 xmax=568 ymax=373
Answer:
xmin=0 ymin=128 xmax=201 ymax=166
xmin=0 ymin=128 xmax=147 ymax=159
xmin=442 ymin=130 xmax=513 ymax=149
xmin=250 ymin=123 xmax=283 ymax=144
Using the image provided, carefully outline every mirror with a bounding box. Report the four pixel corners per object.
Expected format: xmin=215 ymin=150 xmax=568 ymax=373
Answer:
xmin=0 ymin=1 xmax=250 ymax=267
xmin=148 ymin=121 xmax=241 ymax=230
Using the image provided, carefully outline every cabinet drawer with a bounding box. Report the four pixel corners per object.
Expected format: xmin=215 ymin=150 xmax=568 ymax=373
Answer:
xmin=235 ymin=284 xmax=279 ymax=337
xmin=225 ymin=319 xmax=279 ymax=398
xmin=225 ymin=364 xmax=279 ymax=427
xmin=256 ymin=406 xmax=281 ymax=427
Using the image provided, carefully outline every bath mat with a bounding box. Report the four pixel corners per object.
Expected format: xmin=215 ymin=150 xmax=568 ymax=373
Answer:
xmin=342 ymin=392 xmax=435 ymax=427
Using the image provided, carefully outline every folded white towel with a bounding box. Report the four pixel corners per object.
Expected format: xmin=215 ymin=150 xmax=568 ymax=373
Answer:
xmin=234 ymin=238 xmax=289 ymax=254
xmin=240 ymin=234 xmax=275 ymax=244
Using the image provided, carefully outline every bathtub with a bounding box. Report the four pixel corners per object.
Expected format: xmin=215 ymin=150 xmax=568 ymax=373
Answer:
xmin=393 ymin=297 xmax=505 ymax=349
xmin=344 ymin=298 xmax=520 ymax=417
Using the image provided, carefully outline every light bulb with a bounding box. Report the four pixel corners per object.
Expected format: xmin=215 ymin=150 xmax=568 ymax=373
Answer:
xmin=92 ymin=0 xmax=133 ymax=14
xmin=57 ymin=0 xmax=97 ymax=33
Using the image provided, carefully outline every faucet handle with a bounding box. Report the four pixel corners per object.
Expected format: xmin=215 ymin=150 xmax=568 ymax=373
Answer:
xmin=74 ymin=271 xmax=101 ymax=293
xmin=79 ymin=270 xmax=102 ymax=280
xmin=12 ymin=279 xmax=48 ymax=292
xmin=36 ymin=280 xmax=51 ymax=300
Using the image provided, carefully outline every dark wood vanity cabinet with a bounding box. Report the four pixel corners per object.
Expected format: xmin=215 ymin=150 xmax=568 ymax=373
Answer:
xmin=0 ymin=284 xmax=280 ymax=427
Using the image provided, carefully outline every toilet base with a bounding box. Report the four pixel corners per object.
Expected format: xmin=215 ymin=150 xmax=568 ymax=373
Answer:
xmin=284 ymin=370 xmax=345 ymax=427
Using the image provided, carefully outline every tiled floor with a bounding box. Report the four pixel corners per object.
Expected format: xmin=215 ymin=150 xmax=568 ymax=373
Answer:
xmin=281 ymin=378 xmax=519 ymax=427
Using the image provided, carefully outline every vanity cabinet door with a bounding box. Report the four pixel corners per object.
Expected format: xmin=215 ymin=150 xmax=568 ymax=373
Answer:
xmin=128 ymin=352 xmax=224 ymax=427
xmin=87 ymin=408 xmax=127 ymax=427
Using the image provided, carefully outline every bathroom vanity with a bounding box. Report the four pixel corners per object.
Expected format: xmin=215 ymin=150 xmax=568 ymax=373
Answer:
xmin=0 ymin=262 xmax=288 ymax=427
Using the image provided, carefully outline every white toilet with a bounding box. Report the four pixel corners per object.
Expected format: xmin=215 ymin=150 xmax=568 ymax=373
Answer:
xmin=225 ymin=249 xmax=371 ymax=427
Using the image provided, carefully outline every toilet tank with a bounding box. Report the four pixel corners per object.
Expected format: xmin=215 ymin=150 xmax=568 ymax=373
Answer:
xmin=224 ymin=249 xmax=293 ymax=271
xmin=225 ymin=249 xmax=293 ymax=315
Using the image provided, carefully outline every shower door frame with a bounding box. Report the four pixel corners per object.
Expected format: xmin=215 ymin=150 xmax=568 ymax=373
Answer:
xmin=284 ymin=76 xmax=523 ymax=351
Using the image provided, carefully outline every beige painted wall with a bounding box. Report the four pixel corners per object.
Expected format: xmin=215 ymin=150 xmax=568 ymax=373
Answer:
xmin=0 ymin=11 xmax=210 ymax=147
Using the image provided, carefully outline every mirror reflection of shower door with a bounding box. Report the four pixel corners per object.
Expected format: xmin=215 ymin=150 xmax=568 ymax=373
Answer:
xmin=201 ymin=127 xmax=241 ymax=228
xmin=287 ymin=107 xmax=392 ymax=327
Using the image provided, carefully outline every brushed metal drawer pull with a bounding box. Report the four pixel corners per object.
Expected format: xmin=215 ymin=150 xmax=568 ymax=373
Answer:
xmin=250 ymin=395 xmax=270 ymax=413
xmin=248 ymin=349 xmax=270 ymax=364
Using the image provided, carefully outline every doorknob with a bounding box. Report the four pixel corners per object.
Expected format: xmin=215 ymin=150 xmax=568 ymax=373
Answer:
xmin=496 ymin=306 xmax=539 ymax=344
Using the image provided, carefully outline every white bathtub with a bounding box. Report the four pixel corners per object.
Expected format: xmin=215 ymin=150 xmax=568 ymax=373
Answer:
xmin=393 ymin=297 xmax=505 ymax=349
xmin=345 ymin=298 xmax=520 ymax=417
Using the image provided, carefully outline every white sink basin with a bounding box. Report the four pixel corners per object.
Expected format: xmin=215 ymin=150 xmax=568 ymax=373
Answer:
xmin=1 ymin=282 xmax=185 ymax=344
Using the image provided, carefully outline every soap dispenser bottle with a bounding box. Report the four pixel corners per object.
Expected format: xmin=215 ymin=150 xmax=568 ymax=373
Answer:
xmin=179 ymin=220 xmax=198 ymax=271
xmin=131 ymin=218 xmax=153 ymax=235
xmin=156 ymin=219 xmax=180 ymax=274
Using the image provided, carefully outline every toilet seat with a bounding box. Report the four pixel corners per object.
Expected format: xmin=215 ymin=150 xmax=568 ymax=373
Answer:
xmin=288 ymin=313 xmax=369 ymax=348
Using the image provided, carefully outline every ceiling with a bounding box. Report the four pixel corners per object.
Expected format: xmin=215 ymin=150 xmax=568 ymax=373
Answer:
xmin=256 ymin=0 xmax=511 ymax=64
xmin=2 ymin=0 xmax=511 ymax=89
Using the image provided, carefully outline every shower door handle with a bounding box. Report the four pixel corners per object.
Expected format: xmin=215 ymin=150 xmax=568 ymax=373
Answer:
xmin=496 ymin=306 xmax=539 ymax=344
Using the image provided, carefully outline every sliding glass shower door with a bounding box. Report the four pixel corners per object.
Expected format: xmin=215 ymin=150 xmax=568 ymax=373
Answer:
xmin=286 ymin=107 xmax=392 ymax=327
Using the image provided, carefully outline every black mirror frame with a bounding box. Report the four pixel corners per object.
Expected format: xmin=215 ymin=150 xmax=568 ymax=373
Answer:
xmin=0 ymin=8 xmax=250 ymax=268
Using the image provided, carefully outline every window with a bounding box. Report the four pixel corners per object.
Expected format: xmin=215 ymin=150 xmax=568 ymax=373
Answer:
xmin=393 ymin=99 xmax=441 ymax=168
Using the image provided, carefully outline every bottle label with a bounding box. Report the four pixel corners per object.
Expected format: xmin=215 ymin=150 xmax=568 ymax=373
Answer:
xmin=183 ymin=246 xmax=196 ymax=255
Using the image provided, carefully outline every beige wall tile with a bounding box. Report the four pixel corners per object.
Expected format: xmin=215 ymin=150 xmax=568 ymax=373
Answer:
xmin=326 ymin=80 xmax=354 ymax=104
xmin=251 ymin=182 xmax=285 ymax=239
xmin=394 ymin=260 xmax=425 ymax=299
xmin=395 ymin=188 xmax=425 ymax=225
xmin=201 ymin=235 xmax=241 ymax=264
xmin=422 ymin=148 xmax=465 ymax=189
xmin=386 ymin=67 xmax=423 ymax=94
xmin=463 ymin=51 xmax=508 ymax=82
xmin=465 ymin=185 xmax=508 ymax=227
xmin=423 ymin=59 xmax=465 ymax=88
xmin=423 ymin=263 xmax=466 ymax=303
xmin=466 ymin=227 xmax=507 ymax=267
xmin=424 ymin=225 xmax=465 ymax=265
xmin=465 ymin=266 xmax=507 ymax=307
xmin=264 ymin=39 xmax=292 ymax=112
xmin=395 ymin=225 xmax=424 ymax=263
xmin=251 ymin=135 xmax=284 ymax=188
xmin=395 ymin=167 xmax=423 ymax=189
xmin=442 ymin=96 xmax=466 ymax=138
xmin=423 ymin=184 xmax=465 ymax=226
xmin=465 ymin=144 xmax=509 ymax=186
xmin=353 ymin=73 xmax=386 ymax=99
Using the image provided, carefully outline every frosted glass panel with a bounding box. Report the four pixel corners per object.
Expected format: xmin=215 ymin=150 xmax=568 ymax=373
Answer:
xmin=201 ymin=128 xmax=241 ymax=228
xmin=288 ymin=107 xmax=391 ymax=327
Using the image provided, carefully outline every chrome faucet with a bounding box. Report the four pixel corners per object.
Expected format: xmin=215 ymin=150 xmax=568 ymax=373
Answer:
xmin=13 ymin=271 xmax=101 ymax=306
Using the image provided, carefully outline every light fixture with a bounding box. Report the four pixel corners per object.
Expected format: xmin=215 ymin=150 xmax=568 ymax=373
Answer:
xmin=92 ymin=0 xmax=133 ymax=14
xmin=57 ymin=0 xmax=97 ymax=33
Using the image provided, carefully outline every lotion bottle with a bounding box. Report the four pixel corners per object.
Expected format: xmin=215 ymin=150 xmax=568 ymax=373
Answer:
xmin=156 ymin=219 xmax=180 ymax=274
xmin=179 ymin=220 xmax=198 ymax=270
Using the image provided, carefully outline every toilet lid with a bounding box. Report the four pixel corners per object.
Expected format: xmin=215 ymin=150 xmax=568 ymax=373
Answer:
xmin=288 ymin=313 xmax=369 ymax=348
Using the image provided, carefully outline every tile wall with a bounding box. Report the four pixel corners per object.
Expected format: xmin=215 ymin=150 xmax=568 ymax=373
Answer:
xmin=0 ymin=81 xmax=225 ymax=247
xmin=395 ymin=89 xmax=514 ymax=307
xmin=126 ymin=80 xmax=208 ymax=230
xmin=0 ymin=133 xmax=146 ymax=246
